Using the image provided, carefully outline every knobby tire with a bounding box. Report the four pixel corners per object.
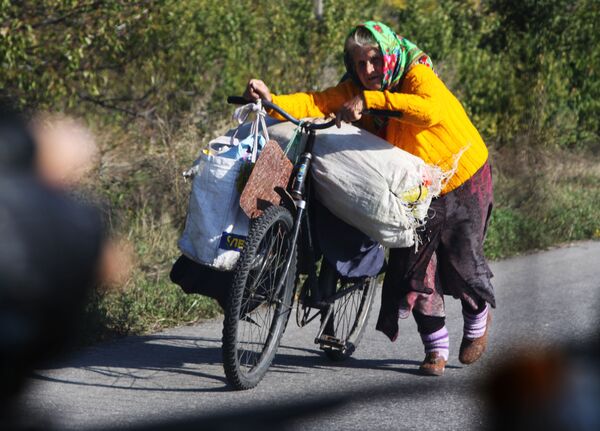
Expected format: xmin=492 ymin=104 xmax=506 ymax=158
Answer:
xmin=222 ymin=205 xmax=296 ymax=390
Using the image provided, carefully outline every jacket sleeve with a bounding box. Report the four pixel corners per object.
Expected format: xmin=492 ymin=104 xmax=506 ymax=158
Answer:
xmin=362 ymin=65 xmax=444 ymax=128
xmin=270 ymin=80 xmax=357 ymax=120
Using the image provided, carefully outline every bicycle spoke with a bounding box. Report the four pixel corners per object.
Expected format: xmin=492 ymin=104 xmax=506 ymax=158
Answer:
xmin=332 ymin=282 xmax=363 ymax=340
xmin=233 ymin=218 xmax=293 ymax=374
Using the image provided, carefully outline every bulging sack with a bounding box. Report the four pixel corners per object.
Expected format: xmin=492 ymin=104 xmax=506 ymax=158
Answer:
xmin=267 ymin=122 xmax=444 ymax=248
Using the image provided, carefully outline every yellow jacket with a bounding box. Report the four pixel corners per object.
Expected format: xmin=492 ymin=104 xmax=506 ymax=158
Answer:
xmin=271 ymin=64 xmax=488 ymax=194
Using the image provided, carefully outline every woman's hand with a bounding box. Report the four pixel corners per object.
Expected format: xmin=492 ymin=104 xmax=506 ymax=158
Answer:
xmin=244 ymin=79 xmax=272 ymax=102
xmin=335 ymin=94 xmax=365 ymax=128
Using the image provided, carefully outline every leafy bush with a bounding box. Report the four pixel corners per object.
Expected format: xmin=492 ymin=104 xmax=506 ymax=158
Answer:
xmin=3 ymin=0 xmax=598 ymax=149
xmin=1 ymin=1 xmax=384 ymax=121
xmin=386 ymin=0 xmax=600 ymax=149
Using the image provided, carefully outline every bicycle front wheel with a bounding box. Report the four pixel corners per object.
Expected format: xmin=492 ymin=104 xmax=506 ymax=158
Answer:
xmin=222 ymin=205 xmax=297 ymax=390
xmin=317 ymin=261 xmax=377 ymax=361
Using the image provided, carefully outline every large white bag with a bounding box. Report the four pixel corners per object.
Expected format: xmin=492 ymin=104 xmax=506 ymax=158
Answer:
xmin=177 ymin=103 xmax=269 ymax=270
xmin=177 ymin=152 xmax=250 ymax=270
xmin=267 ymin=121 xmax=444 ymax=248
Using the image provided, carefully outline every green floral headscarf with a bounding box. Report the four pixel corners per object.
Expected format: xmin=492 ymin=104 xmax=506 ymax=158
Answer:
xmin=345 ymin=21 xmax=434 ymax=91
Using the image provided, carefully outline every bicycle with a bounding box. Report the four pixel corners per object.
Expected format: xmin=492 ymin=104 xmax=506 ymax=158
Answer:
xmin=222 ymin=96 xmax=396 ymax=390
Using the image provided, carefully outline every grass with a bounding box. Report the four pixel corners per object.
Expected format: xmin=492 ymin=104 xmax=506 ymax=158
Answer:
xmin=78 ymin=117 xmax=228 ymax=343
xmin=80 ymin=208 xmax=224 ymax=343
xmin=81 ymin=119 xmax=600 ymax=343
xmin=485 ymin=146 xmax=600 ymax=259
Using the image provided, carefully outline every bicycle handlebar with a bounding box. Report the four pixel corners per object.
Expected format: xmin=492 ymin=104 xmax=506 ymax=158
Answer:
xmin=227 ymin=96 xmax=402 ymax=130
xmin=227 ymin=96 xmax=337 ymax=130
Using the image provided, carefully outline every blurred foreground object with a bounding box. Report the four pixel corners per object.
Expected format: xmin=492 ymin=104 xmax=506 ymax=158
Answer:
xmin=0 ymin=104 xmax=128 ymax=425
xmin=97 ymin=238 xmax=134 ymax=291
xmin=31 ymin=113 xmax=98 ymax=188
xmin=483 ymin=337 xmax=600 ymax=431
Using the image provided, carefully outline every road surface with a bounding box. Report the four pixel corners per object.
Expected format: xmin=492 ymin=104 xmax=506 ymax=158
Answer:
xmin=17 ymin=241 xmax=600 ymax=430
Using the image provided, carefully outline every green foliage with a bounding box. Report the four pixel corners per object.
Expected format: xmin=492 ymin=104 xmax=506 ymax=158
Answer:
xmin=95 ymin=277 xmax=221 ymax=335
xmin=385 ymin=0 xmax=600 ymax=149
xmin=1 ymin=1 xmax=164 ymax=113
xmin=3 ymin=0 xmax=597 ymax=149
xmin=81 ymin=278 xmax=221 ymax=341
xmin=484 ymin=208 xmax=536 ymax=259
xmin=485 ymin=180 xmax=600 ymax=260
xmin=1 ymin=0 xmax=383 ymax=122
xmin=484 ymin=150 xmax=600 ymax=259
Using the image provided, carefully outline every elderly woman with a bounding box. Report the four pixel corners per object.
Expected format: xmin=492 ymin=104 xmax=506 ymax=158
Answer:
xmin=244 ymin=21 xmax=494 ymax=376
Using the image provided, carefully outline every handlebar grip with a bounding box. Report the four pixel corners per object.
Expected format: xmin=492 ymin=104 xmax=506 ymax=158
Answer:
xmin=227 ymin=96 xmax=251 ymax=105
xmin=363 ymin=109 xmax=403 ymax=118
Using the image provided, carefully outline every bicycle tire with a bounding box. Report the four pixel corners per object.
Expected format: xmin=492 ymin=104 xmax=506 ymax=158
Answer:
xmin=222 ymin=205 xmax=297 ymax=390
xmin=318 ymin=261 xmax=377 ymax=361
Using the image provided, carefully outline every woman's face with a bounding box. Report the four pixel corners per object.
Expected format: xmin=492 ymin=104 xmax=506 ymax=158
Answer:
xmin=352 ymin=46 xmax=384 ymax=90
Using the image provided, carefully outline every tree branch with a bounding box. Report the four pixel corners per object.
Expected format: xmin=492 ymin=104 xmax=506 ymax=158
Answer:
xmin=78 ymin=93 xmax=143 ymax=118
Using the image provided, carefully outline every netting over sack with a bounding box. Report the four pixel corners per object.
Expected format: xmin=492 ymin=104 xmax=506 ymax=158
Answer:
xmin=267 ymin=121 xmax=445 ymax=248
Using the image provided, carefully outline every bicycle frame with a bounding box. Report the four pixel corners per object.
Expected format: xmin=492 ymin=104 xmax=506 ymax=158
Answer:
xmin=227 ymin=96 xmax=378 ymax=344
xmin=222 ymin=97 xmax=385 ymax=388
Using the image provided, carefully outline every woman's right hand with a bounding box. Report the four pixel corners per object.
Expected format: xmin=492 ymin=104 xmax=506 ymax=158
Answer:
xmin=334 ymin=94 xmax=365 ymax=128
xmin=244 ymin=79 xmax=272 ymax=102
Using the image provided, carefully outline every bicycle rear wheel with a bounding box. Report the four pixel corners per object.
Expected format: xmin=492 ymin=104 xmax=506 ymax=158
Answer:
xmin=222 ymin=205 xmax=297 ymax=390
xmin=317 ymin=261 xmax=377 ymax=361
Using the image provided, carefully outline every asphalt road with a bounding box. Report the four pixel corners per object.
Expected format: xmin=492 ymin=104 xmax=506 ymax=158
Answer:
xmin=18 ymin=241 xmax=600 ymax=430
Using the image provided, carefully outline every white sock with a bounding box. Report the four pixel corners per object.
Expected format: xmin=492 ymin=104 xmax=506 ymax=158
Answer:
xmin=420 ymin=326 xmax=449 ymax=361
xmin=463 ymin=304 xmax=489 ymax=340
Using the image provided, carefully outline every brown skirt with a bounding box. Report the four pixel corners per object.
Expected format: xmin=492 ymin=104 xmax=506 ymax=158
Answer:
xmin=376 ymin=162 xmax=494 ymax=341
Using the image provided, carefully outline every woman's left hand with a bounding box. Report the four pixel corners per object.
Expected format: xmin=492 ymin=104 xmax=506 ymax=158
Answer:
xmin=335 ymin=94 xmax=365 ymax=128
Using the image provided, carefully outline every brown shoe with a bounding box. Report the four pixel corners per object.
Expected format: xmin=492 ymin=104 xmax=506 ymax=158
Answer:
xmin=419 ymin=352 xmax=447 ymax=376
xmin=459 ymin=313 xmax=492 ymax=365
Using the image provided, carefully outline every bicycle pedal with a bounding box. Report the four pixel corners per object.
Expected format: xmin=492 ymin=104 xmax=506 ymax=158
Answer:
xmin=316 ymin=334 xmax=345 ymax=351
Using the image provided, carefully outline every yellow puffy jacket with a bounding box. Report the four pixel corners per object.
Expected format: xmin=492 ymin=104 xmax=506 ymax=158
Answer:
xmin=271 ymin=64 xmax=488 ymax=194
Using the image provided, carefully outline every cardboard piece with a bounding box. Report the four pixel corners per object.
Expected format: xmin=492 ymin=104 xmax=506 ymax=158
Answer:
xmin=240 ymin=140 xmax=293 ymax=218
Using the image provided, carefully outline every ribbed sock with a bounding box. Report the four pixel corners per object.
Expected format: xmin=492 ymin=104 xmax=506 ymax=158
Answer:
xmin=463 ymin=304 xmax=489 ymax=340
xmin=420 ymin=326 xmax=449 ymax=361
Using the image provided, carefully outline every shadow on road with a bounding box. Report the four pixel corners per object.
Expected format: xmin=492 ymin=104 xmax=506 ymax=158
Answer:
xmin=30 ymin=370 xmax=231 ymax=393
xmin=29 ymin=333 xmax=463 ymax=396
xmin=39 ymin=335 xmax=223 ymax=369
xmin=30 ymin=335 xmax=229 ymax=392
xmin=275 ymin=342 xmax=462 ymax=375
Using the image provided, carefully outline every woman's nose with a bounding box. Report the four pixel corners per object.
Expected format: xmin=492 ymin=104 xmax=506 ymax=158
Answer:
xmin=366 ymin=61 xmax=375 ymax=74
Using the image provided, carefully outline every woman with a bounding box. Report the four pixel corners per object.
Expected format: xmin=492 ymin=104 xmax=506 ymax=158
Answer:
xmin=244 ymin=21 xmax=494 ymax=376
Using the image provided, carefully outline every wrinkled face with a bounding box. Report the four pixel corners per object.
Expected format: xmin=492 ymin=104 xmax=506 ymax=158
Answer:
xmin=352 ymin=46 xmax=384 ymax=90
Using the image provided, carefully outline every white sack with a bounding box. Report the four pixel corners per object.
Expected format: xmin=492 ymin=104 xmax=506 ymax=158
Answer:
xmin=178 ymin=108 xmax=270 ymax=271
xmin=267 ymin=121 xmax=444 ymax=248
